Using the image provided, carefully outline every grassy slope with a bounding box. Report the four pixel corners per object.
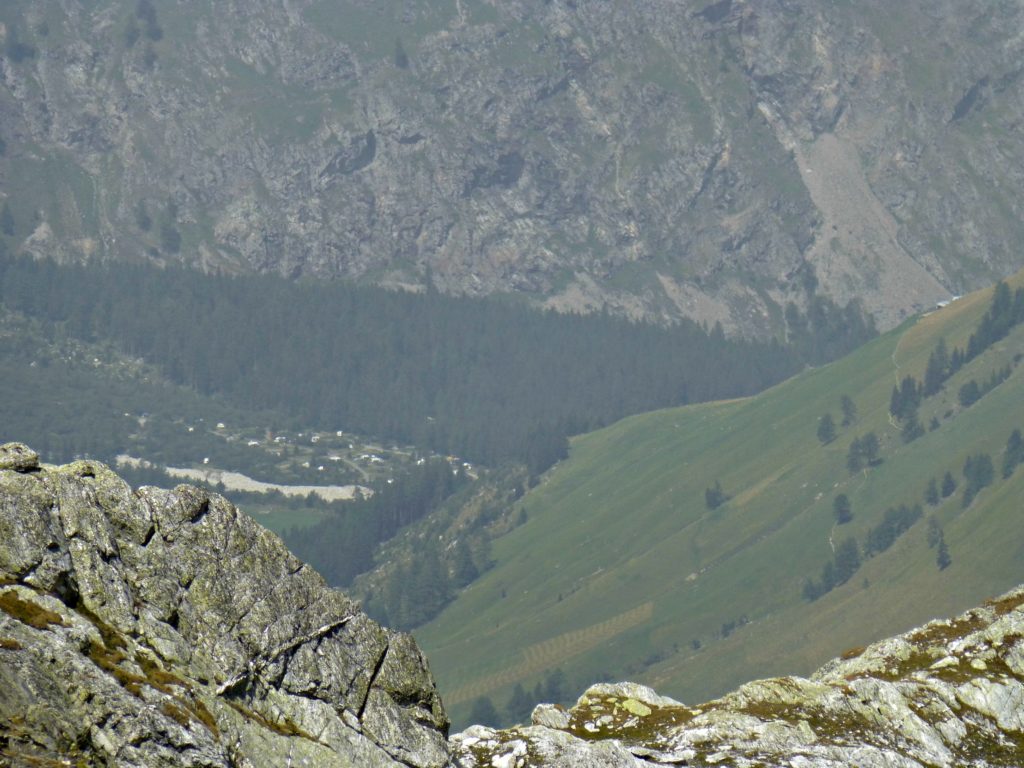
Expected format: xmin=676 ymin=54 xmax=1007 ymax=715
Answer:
xmin=417 ymin=272 xmax=1024 ymax=724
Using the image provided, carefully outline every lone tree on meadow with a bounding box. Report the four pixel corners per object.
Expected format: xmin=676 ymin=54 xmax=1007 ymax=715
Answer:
xmin=1003 ymin=429 xmax=1024 ymax=478
xmin=901 ymin=412 xmax=925 ymax=444
xmin=847 ymin=432 xmax=880 ymax=472
xmin=958 ymin=379 xmax=981 ymax=408
xmin=833 ymin=537 xmax=861 ymax=585
xmin=840 ymin=395 xmax=857 ymax=426
xmin=941 ymin=470 xmax=957 ymax=498
xmin=833 ymin=494 xmax=852 ymax=524
xmin=817 ymin=413 xmax=837 ymax=445
xmin=926 ymin=516 xmax=943 ymax=549
xmin=936 ymin=536 xmax=952 ymax=571
xmin=962 ymin=453 xmax=994 ymax=508
xmin=705 ymin=480 xmax=728 ymax=510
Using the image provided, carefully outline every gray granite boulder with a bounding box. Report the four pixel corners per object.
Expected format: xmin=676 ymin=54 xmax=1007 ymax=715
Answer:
xmin=0 ymin=445 xmax=448 ymax=767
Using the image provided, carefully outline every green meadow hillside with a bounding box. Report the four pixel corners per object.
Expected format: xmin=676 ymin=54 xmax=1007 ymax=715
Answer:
xmin=417 ymin=270 xmax=1024 ymax=727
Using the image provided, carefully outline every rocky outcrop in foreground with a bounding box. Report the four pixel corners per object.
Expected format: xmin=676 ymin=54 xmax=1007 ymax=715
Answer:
xmin=5 ymin=441 xmax=1024 ymax=767
xmin=453 ymin=591 xmax=1024 ymax=767
xmin=0 ymin=443 xmax=448 ymax=767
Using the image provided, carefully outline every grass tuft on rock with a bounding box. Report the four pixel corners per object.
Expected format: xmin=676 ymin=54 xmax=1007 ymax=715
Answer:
xmin=0 ymin=590 xmax=67 ymax=629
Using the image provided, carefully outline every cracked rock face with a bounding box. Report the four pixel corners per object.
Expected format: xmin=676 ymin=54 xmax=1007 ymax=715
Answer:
xmin=7 ymin=440 xmax=1024 ymax=767
xmin=0 ymin=444 xmax=448 ymax=767
xmin=452 ymin=592 xmax=1024 ymax=767
xmin=5 ymin=1 xmax=1024 ymax=333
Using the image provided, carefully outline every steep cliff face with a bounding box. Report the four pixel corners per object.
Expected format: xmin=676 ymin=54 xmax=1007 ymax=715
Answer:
xmin=452 ymin=588 xmax=1024 ymax=767
xmin=1 ymin=1 xmax=1022 ymax=333
xmin=0 ymin=443 xmax=448 ymax=767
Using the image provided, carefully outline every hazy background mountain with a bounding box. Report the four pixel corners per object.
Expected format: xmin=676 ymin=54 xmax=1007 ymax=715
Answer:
xmin=2 ymin=0 xmax=1023 ymax=334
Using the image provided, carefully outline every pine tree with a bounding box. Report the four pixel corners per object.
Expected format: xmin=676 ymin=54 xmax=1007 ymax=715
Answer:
xmin=543 ymin=668 xmax=568 ymax=704
xmin=860 ymin=432 xmax=880 ymax=464
xmin=840 ymin=394 xmax=857 ymax=426
xmin=962 ymin=453 xmax=994 ymax=508
xmin=846 ymin=437 xmax=864 ymax=473
xmin=833 ymin=537 xmax=861 ymax=585
xmin=949 ymin=346 xmax=964 ymax=374
xmin=505 ymin=683 xmax=534 ymax=725
xmin=817 ymin=412 xmax=836 ymax=444
xmin=532 ymin=681 xmax=544 ymax=705
xmin=847 ymin=432 xmax=880 ymax=472
xmin=901 ymin=412 xmax=924 ymax=443
xmin=924 ymin=477 xmax=939 ymax=506
xmin=802 ymin=578 xmax=822 ymax=602
xmin=469 ymin=696 xmax=501 ymax=727
xmin=404 ymin=546 xmax=451 ymax=627
xmin=452 ymin=537 xmax=479 ymax=587
xmin=705 ymin=481 xmax=728 ymax=510
xmin=923 ymin=338 xmax=949 ymax=396
xmin=936 ymin=536 xmax=952 ymax=570
xmin=889 ymin=385 xmax=902 ymax=419
xmin=958 ymin=379 xmax=981 ymax=407
xmin=894 ymin=376 xmax=921 ymax=419
xmin=1003 ymin=429 xmax=1024 ymax=479
xmin=832 ymin=494 xmax=852 ymax=524
xmin=941 ymin=470 xmax=957 ymax=498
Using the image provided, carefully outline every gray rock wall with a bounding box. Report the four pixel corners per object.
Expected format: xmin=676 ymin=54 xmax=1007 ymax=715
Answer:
xmin=0 ymin=443 xmax=448 ymax=767
xmin=5 ymin=440 xmax=1024 ymax=766
xmin=2 ymin=1 xmax=1023 ymax=333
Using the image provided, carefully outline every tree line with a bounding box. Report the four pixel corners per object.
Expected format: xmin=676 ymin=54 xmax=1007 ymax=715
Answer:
xmin=805 ymin=422 xmax=1024 ymax=602
xmin=897 ymin=281 xmax=1024 ymax=424
xmin=0 ymin=253 xmax=872 ymax=474
xmin=958 ymin=365 xmax=1012 ymax=408
xmin=284 ymin=458 xmax=468 ymax=587
xmin=467 ymin=668 xmax=572 ymax=729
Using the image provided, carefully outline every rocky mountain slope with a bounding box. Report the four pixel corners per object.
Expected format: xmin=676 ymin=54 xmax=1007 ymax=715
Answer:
xmin=2 ymin=1 xmax=1023 ymax=333
xmin=452 ymin=587 xmax=1024 ymax=767
xmin=0 ymin=442 xmax=448 ymax=767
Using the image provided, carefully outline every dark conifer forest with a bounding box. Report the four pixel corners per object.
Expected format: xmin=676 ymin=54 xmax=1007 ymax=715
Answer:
xmin=0 ymin=253 xmax=874 ymax=471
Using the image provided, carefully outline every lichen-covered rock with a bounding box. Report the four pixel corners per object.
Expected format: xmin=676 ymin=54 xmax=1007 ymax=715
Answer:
xmin=530 ymin=704 xmax=570 ymax=731
xmin=0 ymin=445 xmax=448 ymax=767
xmin=10 ymin=441 xmax=1024 ymax=767
xmin=0 ymin=442 xmax=39 ymax=472
xmin=450 ymin=724 xmax=642 ymax=768
xmin=452 ymin=588 xmax=1024 ymax=767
